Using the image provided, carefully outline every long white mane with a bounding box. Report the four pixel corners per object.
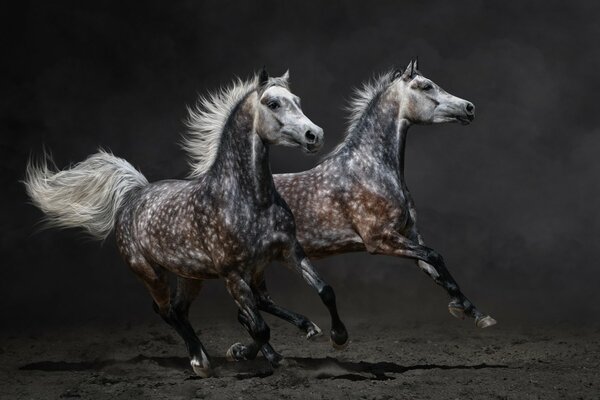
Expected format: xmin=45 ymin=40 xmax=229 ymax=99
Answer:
xmin=182 ymin=76 xmax=258 ymax=178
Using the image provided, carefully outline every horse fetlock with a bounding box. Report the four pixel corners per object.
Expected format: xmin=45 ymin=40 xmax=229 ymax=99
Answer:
xmin=318 ymin=285 xmax=336 ymax=305
xmin=427 ymin=250 xmax=444 ymax=266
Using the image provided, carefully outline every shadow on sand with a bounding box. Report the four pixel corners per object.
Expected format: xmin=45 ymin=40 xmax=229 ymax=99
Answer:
xmin=20 ymin=355 xmax=508 ymax=381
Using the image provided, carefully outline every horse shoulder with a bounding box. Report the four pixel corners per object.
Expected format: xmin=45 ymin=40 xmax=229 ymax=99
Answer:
xmin=347 ymin=180 xmax=412 ymax=249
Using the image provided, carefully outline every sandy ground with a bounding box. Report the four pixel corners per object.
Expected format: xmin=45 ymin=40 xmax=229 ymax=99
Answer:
xmin=1 ymin=315 xmax=599 ymax=400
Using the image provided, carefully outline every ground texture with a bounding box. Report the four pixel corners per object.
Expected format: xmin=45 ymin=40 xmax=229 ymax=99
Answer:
xmin=1 ymin=317 xmax=598 ymax=399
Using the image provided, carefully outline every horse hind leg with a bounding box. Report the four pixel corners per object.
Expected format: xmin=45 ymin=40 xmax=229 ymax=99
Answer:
xmin=128 ymin=259 xmax=212 ymax=377
xmin=170 ymin=277 xmax=212 ymax=377
xmin=253 ymin=274 xmax=322 ymax=340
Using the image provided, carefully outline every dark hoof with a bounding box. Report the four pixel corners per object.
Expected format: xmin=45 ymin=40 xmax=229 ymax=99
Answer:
xmin=475 ymin=315 xmax=497 ymax=328
xmin=306 ymin=323 xmax=323 ymax=340
xmin=263 ymin=347 xmax=284 ymax=367
xmin=269 ymin=352 xmax=285 ymax=368
xmin=330 ymin=328 xmax=349 ymax=350
xmin=226 ymin=342 xmax=247 ymax=361
xmin=330 ymin=336 xmax=349 ymax=350
xmin=190 ymin=356 xmax=212 ymax=378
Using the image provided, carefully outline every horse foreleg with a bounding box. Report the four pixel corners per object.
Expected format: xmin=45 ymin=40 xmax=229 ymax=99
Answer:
xmin=285 ymin=241 xmax=348 ymax=349
xmin=252 ymin=275 xmax=322 ymax=339
xmin=367 ymin=231 xmax=497 ymax=328
xmin=225 ymin=274 xmax=279 ymax=366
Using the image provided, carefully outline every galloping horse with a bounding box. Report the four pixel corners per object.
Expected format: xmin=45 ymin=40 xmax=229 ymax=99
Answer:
xmin=273 ymin=60 xmax=496 ymax=329
xmin=25 ymin=70 xmax=348 ymax=378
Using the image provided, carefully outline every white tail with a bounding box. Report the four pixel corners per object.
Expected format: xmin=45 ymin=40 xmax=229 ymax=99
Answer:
xmin=24 ymin=149 xmax=148 ymax=239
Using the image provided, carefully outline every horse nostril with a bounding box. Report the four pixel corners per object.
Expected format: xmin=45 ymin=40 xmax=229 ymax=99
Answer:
xmin=466 ymin=103 xmax=474 ymax=113
xmin=305 ymin=131 xmax=316 ymax=143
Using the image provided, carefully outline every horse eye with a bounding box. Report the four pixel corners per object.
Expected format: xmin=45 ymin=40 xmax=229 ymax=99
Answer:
xmin=267 ymin=100 xmax=280 ymax=110
xmin=422 ymin=84 xmax=433 ymax=91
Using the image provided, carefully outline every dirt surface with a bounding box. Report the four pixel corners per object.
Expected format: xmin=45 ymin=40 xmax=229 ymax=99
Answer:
xmin=1 ymin=316 xmax=598 ymax=400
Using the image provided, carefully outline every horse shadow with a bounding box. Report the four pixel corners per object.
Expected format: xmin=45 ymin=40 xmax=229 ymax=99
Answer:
xmin=20 ymin=354 xmax=508 ymax=381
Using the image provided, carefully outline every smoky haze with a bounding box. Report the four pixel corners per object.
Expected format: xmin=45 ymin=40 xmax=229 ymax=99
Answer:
xmin=2 ymin=0 xmax=599 ymax=331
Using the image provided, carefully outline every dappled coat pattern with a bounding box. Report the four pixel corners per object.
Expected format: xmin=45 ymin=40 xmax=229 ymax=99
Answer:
xmin=24 ymin=71 xmax=348 ymax=378
xmin=275 ymin=61 xmax=496 ymax=329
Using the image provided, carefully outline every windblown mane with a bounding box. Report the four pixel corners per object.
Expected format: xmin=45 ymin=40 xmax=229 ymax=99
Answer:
xmin=346 ymin=70 xmax=395 ymax=133
xmin=183 ymin=74 xmax=291 ymax=178
xmin=322 ymin=70 xmax=395 ymax=160
xmin=182 ymin=76 xmax=258 ymax=178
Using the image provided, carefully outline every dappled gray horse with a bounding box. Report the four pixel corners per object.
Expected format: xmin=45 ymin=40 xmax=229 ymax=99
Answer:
xmin=25 ymin=70 xmax=348 ymax=378
xmin=274 ymin=60 xmax=496 ymax=329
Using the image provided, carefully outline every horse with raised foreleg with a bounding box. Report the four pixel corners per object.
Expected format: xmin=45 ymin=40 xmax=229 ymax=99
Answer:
xmin=25 ymin=69 xmax=348 ymax=378
xmin=272 ymin=60 xmax=496 ymax=329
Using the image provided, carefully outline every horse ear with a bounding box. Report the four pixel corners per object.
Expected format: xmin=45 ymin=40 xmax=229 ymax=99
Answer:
xmin=259 ymin=67 xmax=269 ymax=87
xmin=281 ymin=69 xmax=290 ymax=82
xmin=413 ymin=57 xmax=419 ymax=72
xmin=401 ymin=60 xmax=414 ymax=80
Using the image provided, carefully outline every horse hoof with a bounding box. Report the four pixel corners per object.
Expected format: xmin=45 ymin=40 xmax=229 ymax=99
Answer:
xmin=266 ymin=350 xmax=284 ymax=367
xmin=330 ymin=337 xmax=349 ymax=350
xmin=330 ymin=327 xmax=349 ymax=350
xmin=226 ymin=342 xmax=247 ymax=361
xmin=190 ymin=357 xmax=212 ymax=378
xmin=306 ymin=323 xmax=323 ymax=340
xmin=448 ymin=303 xmax=466 ymax=320
xmin=476 ymin=315 xmax=497 ymax=328
xmin=270 ymin=355 xmax=288 ymax=368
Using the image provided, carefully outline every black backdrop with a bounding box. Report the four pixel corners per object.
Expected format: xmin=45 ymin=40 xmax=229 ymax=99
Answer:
xmin=3 ymin=0 xmax=599 ymax=331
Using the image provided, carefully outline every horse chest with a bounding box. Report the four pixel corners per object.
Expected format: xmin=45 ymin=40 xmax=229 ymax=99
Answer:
xmin=211 ymin=204 xmax=294 ymax=265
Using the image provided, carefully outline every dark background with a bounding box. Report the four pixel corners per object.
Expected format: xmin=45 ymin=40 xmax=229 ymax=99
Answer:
xmin=2 ymin=0 xmax=599 ymax=332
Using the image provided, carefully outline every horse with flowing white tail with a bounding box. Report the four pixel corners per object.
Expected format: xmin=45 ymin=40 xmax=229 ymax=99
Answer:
xmin=25 ymin=69 xmax=349 ymax=378
xmin=271 ymin=60 xmax=496 ymax=330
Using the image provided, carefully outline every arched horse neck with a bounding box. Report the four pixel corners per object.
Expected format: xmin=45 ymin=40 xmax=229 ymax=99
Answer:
xmin=205 ymin=90 xmax=276 ymax=205
xmin=338 ymin=90 xmax=411 ymax=181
